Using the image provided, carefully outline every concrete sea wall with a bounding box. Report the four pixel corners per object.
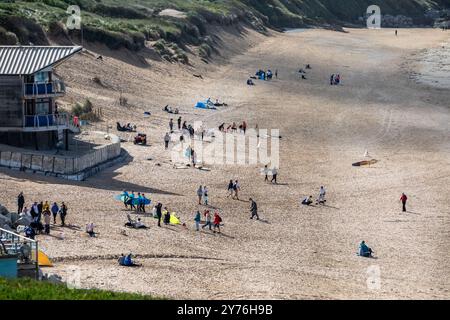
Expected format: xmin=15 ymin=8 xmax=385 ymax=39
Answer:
xmin=0 ymin=133 xmax=123 ymax=181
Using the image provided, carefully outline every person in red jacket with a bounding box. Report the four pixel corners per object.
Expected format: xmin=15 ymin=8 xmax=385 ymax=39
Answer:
xmin=213 ymin=211 xmax=222 ymax=234
xmin=400 ymin=193 xmax=408 ymax=212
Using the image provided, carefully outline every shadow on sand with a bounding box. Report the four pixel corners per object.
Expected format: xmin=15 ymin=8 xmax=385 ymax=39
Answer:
xmin=0 ymin=150 xmax=182 ymax=196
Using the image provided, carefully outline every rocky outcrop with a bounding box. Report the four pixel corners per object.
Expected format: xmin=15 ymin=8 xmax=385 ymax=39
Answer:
xmin=0 ymin=203 xmax=21 ymax=230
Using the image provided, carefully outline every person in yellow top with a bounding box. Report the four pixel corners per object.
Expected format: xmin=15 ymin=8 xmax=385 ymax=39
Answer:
xmin=43 ymin=201 xmax=50 ymax=212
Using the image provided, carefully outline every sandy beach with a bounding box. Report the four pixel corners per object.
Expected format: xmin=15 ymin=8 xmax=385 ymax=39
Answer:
xmin=1 ymin=28 xmax=449 ymax=299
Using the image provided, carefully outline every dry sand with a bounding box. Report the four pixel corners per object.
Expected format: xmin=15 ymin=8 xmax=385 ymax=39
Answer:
xmin=1 ymin=28 xmax=449 ymax=299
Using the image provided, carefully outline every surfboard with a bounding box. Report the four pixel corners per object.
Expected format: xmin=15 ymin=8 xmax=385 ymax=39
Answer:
xmin=115 ymin=195 xmax=151 ymax=205
xmin=352 ymin=159 xmax=379 ymax=167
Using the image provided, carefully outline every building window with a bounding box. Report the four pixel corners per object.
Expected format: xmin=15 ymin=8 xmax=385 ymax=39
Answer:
xmin=36 ymin=99 xmax=50 ymax=115
xmin=35 ymin=72 xmax=49 ymax=83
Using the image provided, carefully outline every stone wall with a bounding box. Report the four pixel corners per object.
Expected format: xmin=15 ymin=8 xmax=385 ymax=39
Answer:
xmin=0 ymin=133 xmax=122 ymax=181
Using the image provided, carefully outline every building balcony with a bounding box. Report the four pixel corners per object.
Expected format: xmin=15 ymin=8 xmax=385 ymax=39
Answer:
xmin=22 ymin=113 xmax=80 ymax=133
xmin=23 ymin=79 xmax=66 ymax=98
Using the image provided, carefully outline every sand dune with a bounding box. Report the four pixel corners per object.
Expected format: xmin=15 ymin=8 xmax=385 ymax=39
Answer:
xmin=1 ymin=28 xmax=449 ymax=299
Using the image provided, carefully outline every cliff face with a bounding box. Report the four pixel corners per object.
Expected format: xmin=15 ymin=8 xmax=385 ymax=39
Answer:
xmin=0 ymin=0 xmax=448 ymax=57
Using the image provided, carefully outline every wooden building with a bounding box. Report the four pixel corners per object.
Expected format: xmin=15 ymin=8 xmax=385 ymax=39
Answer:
xmin=0 ymin=46 xmax=82 ymax=150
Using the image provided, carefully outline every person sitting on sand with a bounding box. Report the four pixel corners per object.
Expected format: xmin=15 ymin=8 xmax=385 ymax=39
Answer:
xmin=359 ymin=241 xmax=373 ymax=258
xmin=134 ymin=218 xmax=147 ymax=229
xmin=335 ymin=74 xmax=341 ymax=85
xmin=86 ymin=222 xmax=96 ymax=237
xmin=219 ymin=123 xmax=225 ymax=132
xmin=118 ymin=253 xmax=134 ymax=266
xmin=164 ymin=208 xmax=171 ymax=225
xmin=302 ymin=196 xmax=314 ymax=206
xmin=247 ymin=79 xmax=255 ymax=86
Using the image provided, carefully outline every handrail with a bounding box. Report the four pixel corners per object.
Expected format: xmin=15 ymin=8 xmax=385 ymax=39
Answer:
xmin=0 ymin=227 xmax=39 ymax=279
xmin=23 ymin=113 xmax=69 ymax=129
xmin=23 ymin=79 xmax=65 ymax=97
xmin=0 ymin=227 xmax=37 ymax=244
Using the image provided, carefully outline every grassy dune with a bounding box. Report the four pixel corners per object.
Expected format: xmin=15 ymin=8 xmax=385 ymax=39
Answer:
xmin=0 ymin=1 xmax=447 ymax=58
xmin=0 ymin=277 xmax=161 ymax=300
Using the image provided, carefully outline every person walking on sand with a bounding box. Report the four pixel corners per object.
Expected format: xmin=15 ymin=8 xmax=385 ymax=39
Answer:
xmin=191 ymin=148 xmax=196 ymax=168
xmin=400 ymin=193 xmax=408 ymax=212
xmin=275 ymin=69 xmax=278 ymax=79
xmin=271 ymin=167 xmax=278 ymax=184
xmin=249 ymin=198 xmax=259 ymax=220
xmin=194 ymin=211 xmax=201 ymax=231
xmin=177 ymin=116 xmax=182 ymax=131
xmin=197 ymin=186 xmax=204 ymax=205
xmin=169 ymin=119 xmax=174 ymax=132
xmin=202 ymin=210 xmax=212 ymax=230
xmin=17 ymin=192 xmax=25 ymax=214
xmin=203 ymin=186 xmax=209 ymax=206
xmin=264 ymin=165 xmax=269 ymax=182
xmin=317 ymin=186 xmax=326 ymax=204
xmin=395 ymin=29 xmax=398 ymax=36
xmin=330 ymin=74 xmax=335 ymax=85
xmin=156 ymin=203 xmax=163 ymax=227
xmin=164 ymin=132 xmax=171 ymax=150
xmin=43 ymin=209 xmax=51 ymax=235
xmin=60 ymin=202 xmax=67 ymax=226
xmin=227 ymin=180 xmax=234 ymax=198
xmin=233 ymin=180 xmax=240 ymax=200
xmin=213 ymin=211 xmax=222 ymax=234
xmin=51 ymin=202 xmax=59 ymax=224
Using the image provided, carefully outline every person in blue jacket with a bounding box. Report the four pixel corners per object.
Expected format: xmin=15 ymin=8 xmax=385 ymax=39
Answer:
xmin=119 ymin=253 xmax=134 ymax=266
xmin=359 ymin=241 xmax=373 ymax=257
xmin=194 ymin=211 xmax=201 ymax=231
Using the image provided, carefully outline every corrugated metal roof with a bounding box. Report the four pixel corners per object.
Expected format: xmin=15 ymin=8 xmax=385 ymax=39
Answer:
xmin=0 ymin=46 xmax=82 ymax=75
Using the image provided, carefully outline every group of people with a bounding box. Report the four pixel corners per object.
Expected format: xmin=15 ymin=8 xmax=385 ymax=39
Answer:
xmin=121 ymin=191 xmax=149 ymax=213
xmin=218 ymin=121 xmax=248 ymax=134
xmin=116 ymin=122 xmax=136 ymax=132
xmin=255 ymin=69 xmax=277 ymax=80
xmin=16 ymin=192 xmax=68 ymax=238
xmin=330 ymin=74 xmax=341 ymax=85
xmin=152 ymin=202 xmax=175 ymax=227
xmin=226 ymin=180 xmax=241 ymax=200
xmin=263 ymin=165 xmax=278 ymax=184
xmin=301 ymin=186 xmax=327 ymax=206
xmin=197 ymin=185 xmax=209 ymax=205
xmin=163 ymin=105 xmax=179 ymax=114
xmin=194 ymin=209 xmax=223 ymax=233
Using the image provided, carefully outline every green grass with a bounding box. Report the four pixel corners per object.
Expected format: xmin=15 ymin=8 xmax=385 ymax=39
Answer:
xmin=0 ymin=277 xmax=163 ymax=300
xmin=0 ymin=0 xmax=446 ymax=52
